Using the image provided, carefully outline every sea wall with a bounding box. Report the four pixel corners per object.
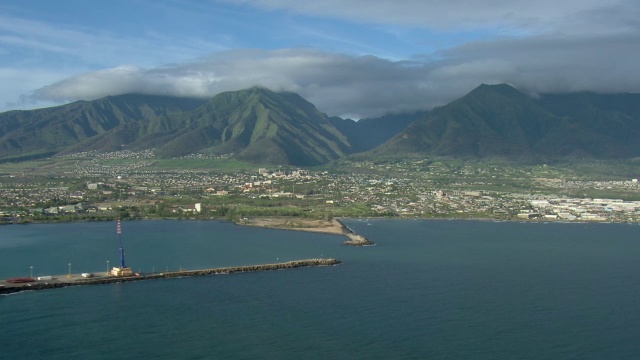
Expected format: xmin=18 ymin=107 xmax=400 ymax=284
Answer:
xmin=0 ymin=258 xmax=340 ymax=295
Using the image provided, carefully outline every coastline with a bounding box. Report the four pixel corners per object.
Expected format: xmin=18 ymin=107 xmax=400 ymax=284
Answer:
xmin=3 ymin=210 xmax=637 ymax=228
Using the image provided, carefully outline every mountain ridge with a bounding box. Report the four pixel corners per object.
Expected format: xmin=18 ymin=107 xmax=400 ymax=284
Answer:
xmin=1 ymin=84 xmax=640 ymax=165
xmin=62 ymin=87 xmax=353 ymax=166
xmin=373 ymin=83 xmax=640 ymax=161
xmin=0 ymin=94 xmax=207 ymax=161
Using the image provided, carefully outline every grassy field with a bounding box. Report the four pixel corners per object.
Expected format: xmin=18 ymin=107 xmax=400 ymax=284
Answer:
xmin=0 ymin=157 xmax=261 ymax=174
xmin=142 ymin=158 xmax=260 ymax=170
xmin=0 ymin=158 xmax=80 ymax=174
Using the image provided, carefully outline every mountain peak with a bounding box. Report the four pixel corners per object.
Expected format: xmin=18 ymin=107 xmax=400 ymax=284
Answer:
xmin=456 ymin=83 xmax=531 ymax=107
xmin=375 ymin=83 xmax=640 ymax=160
xmin=476 ymin=83 xmax=516 ymax=90
xmin=150 ymin=86 xmax=352 ymax=165
xmin=245 ymin=86 xmax=276 ymax=96
xmin=469 ymin=83 xmax=523 ymax=97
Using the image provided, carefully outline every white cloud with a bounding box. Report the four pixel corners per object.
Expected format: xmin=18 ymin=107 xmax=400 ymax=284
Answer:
xmin=6 ymin=1 xmax=640 ymax=117
xmin=0 ymin=11 xmax=233 ymax=111
xmin=0 ymin=67 xmax=73 ymax=110
xmin=29 ymin=49 xmax=435 ymax=117
xmin=437 ymin=33 xmax=640 ymax=94
xmin=27 ymin=30 xmax=640 ymax=119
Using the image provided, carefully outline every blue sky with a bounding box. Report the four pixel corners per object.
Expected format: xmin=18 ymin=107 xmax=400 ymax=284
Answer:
xmin=1 ymin=0 xmax=639 ymax=118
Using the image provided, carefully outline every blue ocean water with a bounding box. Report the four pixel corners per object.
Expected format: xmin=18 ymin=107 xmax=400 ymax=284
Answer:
xmin=1 ymin=219 xmax=640 ymax=359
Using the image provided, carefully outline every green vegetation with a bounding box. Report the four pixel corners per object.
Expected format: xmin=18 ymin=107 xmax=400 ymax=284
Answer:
xmin=52 ymin=87 xmax=353 ymax=166
xmin=0 ymin=94 xmax=206 ymax=160
xmin=3 ymin=84 xmax=640 ymax=169
xmin=374 ymin=84 xmax=640 ymax=161
xmin=1 ymin=84 xmax=640 ymax=225
xmin=1 ymin=155 xmax=639 ymax=225
xmin=142 ymin=158 xmax=257 ymax=170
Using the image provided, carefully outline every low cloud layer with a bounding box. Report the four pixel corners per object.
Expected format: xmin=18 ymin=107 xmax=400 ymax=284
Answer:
xmin=30 ymin=30 xmax=640 ymax=118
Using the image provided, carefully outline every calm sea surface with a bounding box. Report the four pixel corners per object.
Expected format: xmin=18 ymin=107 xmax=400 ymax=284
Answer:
xmin=1 ymin=219 xmax=640 ymax=359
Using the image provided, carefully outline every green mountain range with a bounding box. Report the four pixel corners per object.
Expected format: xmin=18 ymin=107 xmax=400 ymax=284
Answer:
xmin=1 ymin=84 xmax=639 ymax=165
xmin=0 ymin=94 xmax=206 ymax=161
xmin=375 ymin=84 xmax=640 ymax=160
xmin=73 ymin=87 xmax=354 ymax=165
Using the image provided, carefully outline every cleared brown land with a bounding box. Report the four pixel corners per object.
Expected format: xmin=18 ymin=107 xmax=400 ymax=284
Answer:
xmin=240 ymin=217 xmax=373 ymax=246
xmin=241 ymin=217 xmax=345 ymax=234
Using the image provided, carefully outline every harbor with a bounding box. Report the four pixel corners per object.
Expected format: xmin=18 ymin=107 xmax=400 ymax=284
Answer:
xmin=0 ymin=258 xmax=341 ymax=295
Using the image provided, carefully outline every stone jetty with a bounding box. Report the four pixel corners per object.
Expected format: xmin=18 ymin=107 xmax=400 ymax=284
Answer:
xmin=239 ymin=217 xmax=373 ymax=246
xmin=337 ymin=219 xmax=374 ymax=246
xmin=0 ymin=258 xmax=341 ymax=295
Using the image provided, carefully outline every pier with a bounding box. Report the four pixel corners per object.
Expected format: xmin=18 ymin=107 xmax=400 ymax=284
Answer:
xmin=0 ymin=258 xmax=341 ymax=295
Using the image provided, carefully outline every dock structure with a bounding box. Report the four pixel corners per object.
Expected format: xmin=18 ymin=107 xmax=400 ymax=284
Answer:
xmin=0 ymin=258 xmax=341 ymax=295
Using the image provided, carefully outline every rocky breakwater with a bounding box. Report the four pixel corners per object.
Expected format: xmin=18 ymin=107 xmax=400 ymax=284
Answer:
xmin=0 ymin=258 xmax=341 ymax=295
xmin=161 ymin=258 xmax=340 ymax=278
xmin=344 ymin=233 xmax=372 ymax=246
xmin=337 ymin=219 xmax=374 ymax=246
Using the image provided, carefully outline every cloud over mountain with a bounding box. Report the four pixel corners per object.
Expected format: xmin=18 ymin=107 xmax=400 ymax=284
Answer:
xmin=30 ymin=30 xmax=640 ymax=119
xmin=7 ymin=0 xmax=640 ymax=118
